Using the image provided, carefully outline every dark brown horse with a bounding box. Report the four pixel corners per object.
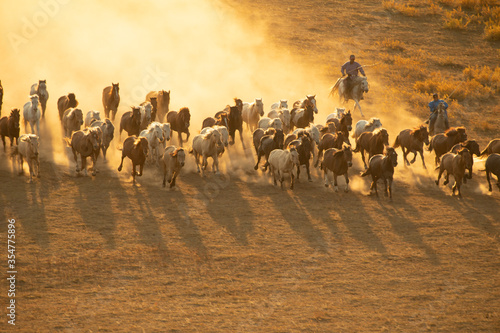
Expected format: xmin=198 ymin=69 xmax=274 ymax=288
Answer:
xmin=118 ymin=136 xmax=149 ymax=184
xmin=254 ymin=129 xmax=284 ymax=171
xmin=393 ymin=125 xmax=429 ymax=169
xmin=120 ymin=107 xmax=142 ymax=137
xmin=146 ymin=90 xmax=170 ymax=122
xmin=429 ymin=126 xmax=467 ymax=166
xmin=361 ymin=146 xmax=398 ymax=199
xmin=315 ymin=131 xmax=350 ymax=168
xmin=0 ymin=80 xmax=3 ymax=116
xmin=227 ymin=98 xmax=245 ymax=147
xmin=484 ymin=153 xmax=500 ymax=192
xmin=321 ymin=144 xmax=353 ymax=192
xmin=167 ymin=107 xmax=191 ymax=147
xmin=0 ymin=108 xmax=20 ymax=151
xmin=435 ymin=148 xmax=472 ymax=197
xmin=102 ymin=83 xmax=120 ymax=121
xmin=57 ymin=93 xmax=78 ymax=120
xmin=450 ymin=139 xmax=480 ymax=183
xmin=68 ymin=127 xmax=101 ymax=176
xmin=288 ymin=133 xmax=314 ymax=182
xmin=355 ymin=128 xmax=390 ymax=169
xmin=290 ymin=99 xmax=314 ymax=130
xmin=480 ymin=139 xmax=500 ymax=157
xmin=253 ymin=128 xmax=276 ymax=155
xmin=328 ymin=109 xmax=352 ymax=138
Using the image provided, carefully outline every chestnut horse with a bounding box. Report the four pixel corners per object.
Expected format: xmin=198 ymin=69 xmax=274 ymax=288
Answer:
xmin=321 ymin=144 xmax=353 ymax=192
xmin=361 ymin=146 xmax=398 ymax=199
xmin=428 ymin=126 xmax=467 ymax=166
xmin=354 ymin=128 xmax=390 ymax=169
xmin=393 ymin=125 xmax=429 ymax=169
xmin=102 ymin=83 xmax=120 ymax=121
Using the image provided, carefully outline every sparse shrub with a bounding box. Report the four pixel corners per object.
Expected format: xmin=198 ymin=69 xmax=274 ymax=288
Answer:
xmin=382 ymin=1 xmax=420 ymax=16
xmin=443 ymin=8 xmax=471 ymax=29
xmin=484 ymin=20 xmax=500 ymax=40
xmin=376 ymin=38 xmax=406 ymax=51
xmin=414 ymin=72 xmax=493 ymax=101
xmin=463 ymin=65 xmax=500 ymax=92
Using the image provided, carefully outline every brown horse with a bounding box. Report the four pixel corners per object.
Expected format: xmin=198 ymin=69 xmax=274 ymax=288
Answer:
xmin=435 ymin=148 xmax=472 ymax=197
xmin=253 ymin=128 xmax=275 ymax=155
xmin=118 ymin=136 xmax=149 ymax=184
xmin=254 ymin=129 xmax=285 ymax=171
xmin=167 ymin=107 xmax=191 ymax=147
xmin=146 ymin=90 xmax=170 ymax=122
xmin=119 ymin=107 xmax=142 ymax=137
xmin=227 ymin=98 xmax=245 ymax=147
xmin=428 ymin=126 xmax=467 ymax=166
xmin=484 ymin=153 xmax=500 ymax=192
xmin=288 ymin=133 xmax=314 ymax=182
xmin=354 ymin=128 xmax=390 ymax=169
xmin=57 ymin=93 xmax=78 ymax=120
xmin=0 ymin=108 xmax=20 ymax=151
xmin=315 ymin=131 xmax=350 ymax=167
xmin=480 ymin=139 xmax=500 ymax=157
xmin=68 ymin=127 xmax=101 ymax=176
xmin=361 ymin=146 xmax=398 ymax=199
xmin=393 ymin=125 xmax=429 ymax=169
xmin=328 ymin=110 xmax=352 ymax=138
xmin=450 ymin=139 xmax=480 ymax=183
xmin=321 ymin=144 xmax=353 ymax=192
xmin=102 ymin=83 xmax=120 ymax=121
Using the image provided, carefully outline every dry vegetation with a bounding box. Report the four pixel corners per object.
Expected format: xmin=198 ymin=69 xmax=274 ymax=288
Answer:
xmin=1 ymin=0 xmax=500 ymax=332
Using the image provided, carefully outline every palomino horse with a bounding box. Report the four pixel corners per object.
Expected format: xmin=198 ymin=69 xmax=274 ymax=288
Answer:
xmin=30 ymin=80 xmax=49 ymax=118
xmin=242 ymin=98 xmax=264 ymax=132
xmin=146 ymin=90 xmax=170 ymax=122
xmin=330 ymin=76 xmax=369 ymax=117
xmin=23 ymin=95 xmax=41 ymax=135
xmin=0 ymin=108 xmax=20 ymax=151
xmin=102 ymin=83 xmax=120 ymax=121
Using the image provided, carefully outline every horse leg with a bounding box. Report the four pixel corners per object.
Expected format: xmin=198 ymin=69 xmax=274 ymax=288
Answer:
xmin=132 ymin=164 xmax=136 ymax=184
xmin=271 ymin=165 xmax=277 ymax=186
xmin=201 ymin=155 xmax=207 ymax=177
xmin=333 ymin=173 xmax=339 ymax=192
xmin=296 ymin=164 xmax=301 ymax=181
xmin=82 ymin=157 xmax=88 ymax=176
xmin=214 ymin=154 xmax=220 ymax=175
xmin=18 ymin=155 xmax=24 ymax=175
xmin=290 ymin=171 xmax=295 ymax=190
xmin=486 ymin=171 xmax=492 ymax=191
xmin=361 ymin=149 xmax=368 ymax=169
xmin=443 ymin=171 xmax=450 ymax=185
xmin=354 ymin=99 xmax=364 ymax=118
xmin=138 ymin=163 xmax=144 ymax=177
xmin=344 ymin=173 xmax=350 ymax=192
xmin=410 ymin=150 xmax=418 ymax=164
xmin=314 ymin=148 xmax=323 ymax=168
xmin=388 ymin=179 xmax=393 ymax=199
xmin=239 ymin=129 xmax=245 ymax=149
xmin=178 ymin=132 xmax=183 ymax=147
xmin=1 ymin=135 xmax=6 ymax=152
xmin=324 ymin=169 xmax=329 ymax=187
xmin=305 ymin=160 xmax=312 ymax=182
xmin=28 ymin=159 xmax=33 ymax=183
xmin=117 ymin=156 xmax=125 ymax=172
xmin=72 ymin=148 xmax=79 ymax=173
xmin=91 ymin=155 xmax=97 ymax=176
xmin=383 ymin=178 xmax=388 ymax=197
xmin=254 ymin=150 xmax=262 ymax=170
xmin=280 ymin=173 xmax=285 ymax=191
xmin=419 ymin=149 xmax=426 ymax=169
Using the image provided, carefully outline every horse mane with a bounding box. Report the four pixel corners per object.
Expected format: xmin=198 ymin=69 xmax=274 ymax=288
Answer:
xmin=366 ymin=117 xmax=379 ymax=127
xmin=410 ymin=125 xmax=426 ymax=136
xmin=373 ymin=127 xmax=385 ymax=136
xmin=445 ymin=127 xmax=460 ymax=137
xmin=179 ymin=107 xmax=189 ymax=114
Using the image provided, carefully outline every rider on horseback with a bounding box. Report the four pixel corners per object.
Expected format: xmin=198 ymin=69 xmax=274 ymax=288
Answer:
xmin=428 ymin=93 xmax=449 ymax=135
xmin=341 ymin=55 xmax=366 ymax=99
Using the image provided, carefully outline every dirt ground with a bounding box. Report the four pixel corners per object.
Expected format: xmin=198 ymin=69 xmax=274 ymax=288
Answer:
xmin=1 ymin=0 xmax=500 ymax=332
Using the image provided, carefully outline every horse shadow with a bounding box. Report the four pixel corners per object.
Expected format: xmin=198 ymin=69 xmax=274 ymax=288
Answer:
xmin=199 ymin=174 xmax=255 ymax=246
xmin=142 ymin=181 xmax=209 ymax=259
xmin=249 ymin=181 xmax=330 ymax=253
xmin=372 ymin=184 xmax=440 ymax=265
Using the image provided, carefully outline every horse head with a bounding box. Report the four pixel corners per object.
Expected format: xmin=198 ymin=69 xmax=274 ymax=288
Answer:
xmin=179 ymin=107 xmax=191 ymax=129
xmin=112 ymin=83 xmax=120 ymax=97
xmin=342 ymin=143 xmax=353 ymax=167
xmin=88 ymin=128 xmax=101 ymax=151
xmin=306 ymin=95 xmax=318 ymax=114
xmin=359 ymin=77 xmax=369 ymax=93
xmin=274 ymin=129 xmax=285 ymax=149
xmin=341 ymin=110 xmax=353 ymax=131
xmin=255 ymin=98 xmax=264 ymax=116
xmin=385 ymin=146 xmax=398 ymax=167
xmin=416 ymin=125 xmax=430 ymax=145
xmin=234 ymin=98 xmax=243 ymax=112
xmin=458 ymin=148 xmax=473 ymax=170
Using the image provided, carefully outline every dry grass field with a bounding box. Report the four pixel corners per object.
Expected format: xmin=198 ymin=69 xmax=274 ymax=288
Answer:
xmin=1 ymin=0 xmax=499 ymax=332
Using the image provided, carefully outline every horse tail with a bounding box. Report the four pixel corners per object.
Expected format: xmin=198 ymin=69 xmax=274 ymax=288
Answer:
xmin=360 ymin=168 xmax=371 ymax=177
xmin=393 ymin=135 xmax=401 ymax=148
xmin=329 ymin=78 xmax=342 ymax=98
xmin=428 ymin=137 xmax=434 ymax=152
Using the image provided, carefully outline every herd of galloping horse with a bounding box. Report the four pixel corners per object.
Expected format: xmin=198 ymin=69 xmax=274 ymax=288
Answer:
xmin=0 ymin=79 xmax=499 ymax=197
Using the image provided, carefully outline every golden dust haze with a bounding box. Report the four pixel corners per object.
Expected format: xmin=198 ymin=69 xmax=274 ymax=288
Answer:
xmin=0 ymin=0 xmax=332 ymax=124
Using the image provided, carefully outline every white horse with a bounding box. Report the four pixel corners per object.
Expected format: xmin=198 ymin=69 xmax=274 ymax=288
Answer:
xmin=140 ymin=122 xmax=164 ymax=164
xmin=242 ymin=98 xmax=264 ymax=132
xmin=139 ymin=102 xmax=152 ymax=131
xmin=325 ymin=108 xmax=346 ymax=122
xmin=258 ymin=117 xmax=283 ymax=131
xmin=269 ymin=99 xmax=288 ymax=112
xmin=160 ymin=123 xmax=171 ymax=148
xmin=23 ymin=95 xmax=41 ymax=135
xmin=15 ymin=134 xmax=40 ymax=183
xmin=30 ymin=80 xmax=49 ymax=118
xmin=353 ymin=117 xmax=382 ymax=139
xmin=190 ymin=128 xmax=222 ymax=177
xmin=84 ymin=110 xmax=101 ymax=127
xmin=330 ymin=76 xmax=369 ymax=117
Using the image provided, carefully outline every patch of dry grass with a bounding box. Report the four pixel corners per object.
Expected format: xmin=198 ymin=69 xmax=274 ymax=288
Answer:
xmin=443 ymin=8 xmax=472 ymax=29
xmin=484 ymin=20 xmax=500 ymax=40
xmin=376 ymin=38 xmax=406 ymax=52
